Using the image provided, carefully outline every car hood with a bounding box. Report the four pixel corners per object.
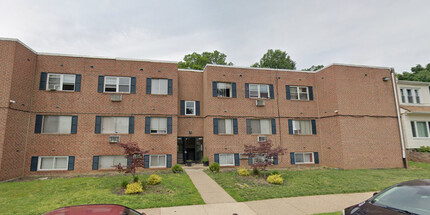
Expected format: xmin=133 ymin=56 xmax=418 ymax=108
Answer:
xmin=346 ymin=202 xmax=404 ymax=215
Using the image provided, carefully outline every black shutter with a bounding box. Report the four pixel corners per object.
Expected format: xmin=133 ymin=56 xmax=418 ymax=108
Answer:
xmin=212 ymin=81 xmax=217 ymax=97
xmin=167 ymin=117 xmax=172 ymax=134
xmin=180 ymin=100 xmax=185 ymax=115
xmin=232 ymin=82 xmax=237 ymax=98
xmin=271 ymin=118 xmax=276 ymax=134
xmin=288 ymin=119 xmax=293 ymax=134
xmin=35 ymin=115 xmax=43 ymax=133
xmin=144 ymin=155 xmax=150 ymax=168
xmin=92 ymin=156 xmax=99 ymax=170
xmin=71 ymin=116 xmax=78 ymax=134
xmin=167 ymin=154 xmax=172 ymax=168
xmin=311 ymin=120 xmax=317 ymax=135
xmin=68 ymin=156 xmax=75 ymax=171
xmin=286 ymin=85 xmax=291 ymax=100
xmin=39 ymin=72 xmax=47 ymax=90
xmin=145 ymin=117 xmax=151 ymax=134
xmin=196 ymin=101 xmax=200 ymax=116
xmin=214 ymin=154 xmax=219 ymax=163
xmin=234 ymin=153 xmax=240 ymax=166
xmin=95 ymin=116 xmax=102 ymax=134
xmin=168 ymin=79 xmax=173 ymax=95
xmin=146 ymin=78 xmax=152 ymax=94
xmin=97 ymin=75 xmax=104 ymax=93
xmin=248 ymin=157 xmax=253 ymax=165
xmin=246 ymin=119 xmax=252 ymax=134
xmin=269 ymin=84 xmax=274 ymax=99
xmin=273 ymin=155 xmax=278 ymax=165
xmin=129 ymin=116 xmax=135 ymax=134
xmin=130 ymin=77 xmax=136 ymax=94
xmin=314 ymin=152 xmax=319 ymax=164
xmin=308 ymin=86 xmax=313 ymax=100
xmin=233 ymin=118 xmax=238 ymax=134
xmin=245 ymin=83 xmax=249 ymax=98
xmin=30 ymin=156 xmax=38 ymax=171
xmin=75 ymin=74 xmax=82 ymax=92
xmin=213 ymin=118 xmax=219 ymax=134
xmin=411 ymin=122 xmax=416 ymax=137
xmin=290 ymin=152 xmax=295 ymax=164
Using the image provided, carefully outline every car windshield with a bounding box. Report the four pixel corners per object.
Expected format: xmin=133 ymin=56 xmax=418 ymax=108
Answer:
xmin=371 ymin=185 xmax=430 ymax=215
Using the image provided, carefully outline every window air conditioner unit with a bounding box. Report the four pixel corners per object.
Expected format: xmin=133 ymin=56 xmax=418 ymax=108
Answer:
xmin=48 ymin=85 xmax=60 ymax=91
xmin=256 ymin=100 xmax=265 ymax=107
xmin=258 ymin=136 xmax=267 ymax=142
xmin=109 ymin=136 xmax=120 ymax=143
xmin=110 ymin=94 xmax=122 ymax=102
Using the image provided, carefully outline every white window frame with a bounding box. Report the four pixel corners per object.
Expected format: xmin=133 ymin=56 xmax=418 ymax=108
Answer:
xmin=101 ymin=117 xmax=129 ymax=134
xmin=219 ymin=153 xmax=235 ymax=166
xmin=185 ymin=101 xmax=196 ymax=116
xmin=104 ymin=76 xmax=131 ymax=93
xmin=149 ymin=154 xmax=167 ymax=168
xmin=217 ymin=82 xmax=233 ymax=98
xmin=218 ymin=118 xmax=233 ymax=134
xmin=400 ymin=88 xmax=420 ymax=104
xmin=249 ymin=84 xmax=270 ymax=99
xmin=37 ymin=156 xmax=69 ymax=171
xmin=250 ymin=154 xmax=273 ymax=165
xmin=98 ymin=155 xmax=127 ymax=169
xmin=292 ymin=120 xmax=312 ymax=135
xmin=294 ymin=152 xmax=314 ymax=164
xmin=42 ymin=115 xmax=73 ymax=134
xmin=411 ymin=121 xmax=430 ymax=138
xmin=290 ymin=86 xmax=309 ymax=100
xmin=250 ymin=119 xmax=272 ymax=135
xmin=151 ymin=79 xmax=168 ymax=95
xmin=46 ymin=73 xmax=76 ymax=91
xmin=150 ymin=117 xmax=168 ymax=134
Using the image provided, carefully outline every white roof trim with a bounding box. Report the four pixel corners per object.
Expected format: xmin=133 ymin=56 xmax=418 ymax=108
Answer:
xmin=397 ymin=80 xmax=430 ymax=86
xmin=178 ymin=68 xmax=204 ymax=73
xmin=204 ymin=64 xmax=316 ymax=73
xmin=319 ymin=63 xmax=392 ymax=72
xmin=0 ymin=37 xmax=37 ymax=54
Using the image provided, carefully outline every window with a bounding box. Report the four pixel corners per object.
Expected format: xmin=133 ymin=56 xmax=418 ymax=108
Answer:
xmin=219 ymin=154 xmax=234 ymax=166
xmin=42 ymin=116 xmax=72 ymax=134
xmin=218 ymin=119 xmax=233 ymax=134
xmin=217 ymin=82 xmax=232 ymax=97
xmin=400 ymin=88 xmax=420 ymax=104
xmin=150 ymin=117 xmax=168 ymax=134
xmin=411 ymin=121 xmax=430 ymax=138
xmin=150 ymin=155 xmax=166 ymax=168
xmin=250 ymin=154 xmax=273 ymax=165
xmin=294 ymin=152 xmax=314 ymax=164
xmin=185 ymin=101 xmax=195 ymax=115
xmin=38 ymin=156 xmax=68 ymax=170
xmin=151 ymin=79 xmax=168 ymax=95
xmin=292 ymin=120 xmax=312 ymax=135
xmin=290 ymin=86 xmax=309 ymax=100
xmin=101 ymin=117 xmax=129 ymax=134
xmin=104 ymin=76 xmax=131 ymax=93
xmin=99 ymin=155 xmax=127 ymax=169
xmin=249 ymin=84 xmax=270 ymax=99
xmin=250 ymin=119 xmax=271 ymax=134
xmin=47 ymin=73 xmax=75 ymax=91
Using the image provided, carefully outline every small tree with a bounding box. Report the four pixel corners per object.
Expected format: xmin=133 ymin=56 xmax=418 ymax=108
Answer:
xmin=115 ymin=142 xmax=149 ymax=182
xmin=244 ymin=139 xmax=286 ymax=177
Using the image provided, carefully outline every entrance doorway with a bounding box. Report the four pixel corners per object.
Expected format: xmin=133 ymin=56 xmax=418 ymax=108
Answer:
xmin=177 ymin=137 xmax=203 ymax=164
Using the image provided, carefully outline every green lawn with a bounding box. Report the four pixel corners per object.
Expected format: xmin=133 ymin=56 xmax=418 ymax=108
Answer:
xmin=0 ymin=172 xmax=204 ymax=215
xmin=206 ymin=161 xmax=430 ymax=202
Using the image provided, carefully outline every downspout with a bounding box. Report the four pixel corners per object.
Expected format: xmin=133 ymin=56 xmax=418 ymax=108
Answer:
xmin=390 ymin=68 xmax=407 ymax=168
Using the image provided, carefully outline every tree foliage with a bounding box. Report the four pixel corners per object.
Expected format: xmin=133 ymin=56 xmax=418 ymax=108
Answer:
xmin=115 ymin=142 xmax=149 ymax=182
xmin=397 ymin=63 xmax=430 ymax=82
xmin=178 ymin=50 xmax=233 ymax=70
xmin=302 ymin=65 xmax=324 ymax=71
xmin=251 ymin=49 xmax=296 ymax=70
xmin=243 ymin=139 xmax=286 ymax=176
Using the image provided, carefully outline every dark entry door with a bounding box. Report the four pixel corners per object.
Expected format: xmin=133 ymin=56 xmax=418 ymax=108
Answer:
xmin=177 ymin=137 xmax=203 ymax=164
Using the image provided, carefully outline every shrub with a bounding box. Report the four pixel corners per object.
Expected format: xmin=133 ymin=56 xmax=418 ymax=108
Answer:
xmin=202 ymin=156 xmax=209 ymax=162
xmin=121 ymin=180 xmax=129 ymax=189
xmin=209 ymin=162 xmax=220 ymax=173
xmin=171 ymin=164 xmax=184 ymax=173
xmin=270 ymin=170 xmax=280 ymax=175
xmin=267 ymin=174 xmax=283 ymax=185
xmin=417 ymin=146 xmax=430 ymax=152
xmin=141 ymin=180 xmax=147 ymax=188
xmin=125 ymin=182 xmax=143 ymax=194
xmin=147 ymin=174 xmax=162 ymax=185
xmin=237 ymin=168 xmax=250 ymax=176
xmin=252 ymin=168 xmax=260 ymax=176
xmin=133 ymin=175 xmax=139 ymax=182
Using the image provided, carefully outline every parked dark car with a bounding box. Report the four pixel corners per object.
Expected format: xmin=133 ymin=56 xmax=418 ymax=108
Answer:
xmin=343 ymin=179 xmax=430 ymax=215
xmin=43 ymin=204 xmax=144 ymax=215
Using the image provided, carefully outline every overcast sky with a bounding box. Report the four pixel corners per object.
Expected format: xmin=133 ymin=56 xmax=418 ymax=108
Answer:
xmin=1 ymin=0 xmax=429 ymax=73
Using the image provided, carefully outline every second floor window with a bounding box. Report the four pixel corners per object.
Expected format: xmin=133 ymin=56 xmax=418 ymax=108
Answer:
xmin=185 ymin=101 xmax=195 ymax=115
xmin=400 ymin=88 xmax=420 ymax=104
xmin=250 ymin=119 xmax=271 ymax=134
xmin=217 ymin=82 xmax=232 ymax=97
xmin=47 ymin=74 xmax=75 ymax=91
xmin=150 ymin=117 xmax=168 ymax=134
xmin=104 ymin=76 xmax=131 ymax=93
xmin=292 ymin=120 xmax=312 ymax=135
xmin=249 ymin=84 xmax=269 ymax=99
xmin=43 ymin=116 xmax=72 ymax=134
xmin=101 ymin=117 xmax=129 ymax=134
xmin=151 ymin=79 xmax=168 ymax=94
xmin=290 ymin=86 xmax=309 ymax=100
xmin=218 ymin=119 xmax=233 ymax=134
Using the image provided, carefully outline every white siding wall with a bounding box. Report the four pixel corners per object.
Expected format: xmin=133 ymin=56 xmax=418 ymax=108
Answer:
xmin=397 ymin=83 xmax=430 ymax=105
xmin=402 ymin=113 xmax=430 ymax=149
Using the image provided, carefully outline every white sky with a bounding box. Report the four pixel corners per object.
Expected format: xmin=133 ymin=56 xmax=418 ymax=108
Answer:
xmin=1 ymin=0 xmax=429 ymax=73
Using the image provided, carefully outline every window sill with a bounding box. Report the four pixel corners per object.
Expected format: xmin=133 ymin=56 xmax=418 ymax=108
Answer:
xmin=294 ymin=163 xmax=316 ymax=165
xmin=149 ymin=166 xmax=167 ymax=168
xmin=185 ymin=114 xmax=196 ymax=116
xmin=217 ymin=134 xmax=236 ymax=136
xmin=291 ymin=134 xmax=315 ymax=136
xmin=220 ymin=164 xmax=235 ymax=167
xmin=248 ymin=97 xmax=271 ymax=100
xmin=37 ymin=169 xmax=68 ymax=171
xmin=39 ymin=133 xmax=73 ymax=136
xmin=45 ymin=90 xmax=76 ymax=93
xmin=98 ymin=133 xmax=130 ymax=135
xmin=215 ymin=96 xmax=234 ymax=99
xmin=149 ymin=94 xmax=170 ymax=96
xmin=289 ymin=99 xmax=311 ymax=102
xmin=250 ymin=134 xmax=273 ymax=136
xmin=103 ymin=92 xmax=131 ymax=94
xmin=412 ymin=137 xmax=430 ymax=140
xmin=150 ymin=133 xmax=169 ymax=136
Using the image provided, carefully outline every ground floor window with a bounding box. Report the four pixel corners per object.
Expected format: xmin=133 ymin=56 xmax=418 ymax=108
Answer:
xmin=294 ymin=152 xmax=314 ymax=164
xmin=411 ymin=121 xmax=430 ymax=138
xmin=250 ymin=154 xmax=273 ymax=164
xmin=99 ymin=155 xmax=127 ymax=169
xmin=150 ymin=155 xmax=166 ymax=168
xmin=219 ymin=153 xmax=235 ymax=166
xmin=38 ymin=156 xmax=68 ymax=171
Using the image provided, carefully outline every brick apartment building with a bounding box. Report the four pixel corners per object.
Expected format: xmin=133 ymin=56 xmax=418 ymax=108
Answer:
xmin=0 ymin=38 xmax=405 ymax=181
